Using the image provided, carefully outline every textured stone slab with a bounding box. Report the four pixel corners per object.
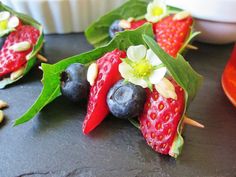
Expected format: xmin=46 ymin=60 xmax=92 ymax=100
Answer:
xmin=0 ymin=34 xmax=235 ymax=177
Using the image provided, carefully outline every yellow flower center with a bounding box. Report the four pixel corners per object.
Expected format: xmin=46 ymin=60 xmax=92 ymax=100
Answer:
xmin=133 ymin=59 xmax=152 ymax=78
xmin=151 ymin=6 xmax=164 ymax=16
xmin=0 ymin=20 xmax=7 ymax=31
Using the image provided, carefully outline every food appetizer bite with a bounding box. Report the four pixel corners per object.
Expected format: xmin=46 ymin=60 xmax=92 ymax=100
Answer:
xmin=85 ymin=0 xmax=199 ymax=57
xmin=14 ymin=24 xmax=203 ymax=158
xmin=0 ymin=3 xmax=44 ymax=89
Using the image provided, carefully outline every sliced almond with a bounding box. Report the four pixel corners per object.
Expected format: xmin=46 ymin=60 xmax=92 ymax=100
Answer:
xmin=0 ymin=110 xmax=4 ymax=123
xmin=9 ymin=41 xmax=31 ymax=52
xmin=7 ymin=16 xmax=20 ymax=28
xmin=173 ymin=11 xmax=191 ymax=21
xmin=10 ymin=66 xmax=25 ymax=80
xmin=155 ymin=77 xmax=177 ymax=100
xmin=119 ymin=20 xmax=131 ymax=29
xmin=0 ymin=100 xmax=8 ymax=109
xmin=87 ymin=63 xmax=98 ymax=86
xmin=0 ymin=11 xmax=10 ymax=21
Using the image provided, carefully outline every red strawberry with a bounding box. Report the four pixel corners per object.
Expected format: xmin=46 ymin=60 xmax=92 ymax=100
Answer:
xmin=0 ymin=25 xmax=40 ymax=78
xmin=129 ymin=19 xmax=147 ymax=30
xmin=127 ymin=15 xmax=193 ymax=57
xmin=139 ymin=77 xmax=185 ymax=155
xmin=153 ymin=15 xmax=193 ymax=57
xmin=83 ymin=49 xmax=126 ymax=134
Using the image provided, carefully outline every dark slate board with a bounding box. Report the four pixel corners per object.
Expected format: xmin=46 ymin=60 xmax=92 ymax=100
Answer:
xmin=0 ymin=33 xmax=236 ymax=177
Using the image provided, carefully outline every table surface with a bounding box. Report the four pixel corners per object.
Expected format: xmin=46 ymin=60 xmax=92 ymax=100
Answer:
xmin=0 ymin=33 xmax=236 ymax=177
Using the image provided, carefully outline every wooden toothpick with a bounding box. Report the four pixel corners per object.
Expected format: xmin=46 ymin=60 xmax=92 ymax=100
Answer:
xmin=183 ymin=116 xmax=204 ymax=128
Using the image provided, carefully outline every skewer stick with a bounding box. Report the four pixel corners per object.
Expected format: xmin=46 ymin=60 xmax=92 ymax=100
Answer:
xmin=37 ymin=54 xmax=48 ymax=62
xmin=183 ymin=116 xmax=204 ymax=128
xmin=186 ymin=44 xmax=198 ymax=50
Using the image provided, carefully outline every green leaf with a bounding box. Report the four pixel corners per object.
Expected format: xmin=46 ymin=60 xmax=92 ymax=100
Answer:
xmin=0 ymin=2 xmax=44 ymax=89
xmin=167 ymin=6 xmax=182 ymax=14
xmin=14 ymin=23 xmax=154 ymax=126
xmin=179 ymin=28 xmax=201 ymax=54
xmin=85 ymin=0 xmax=148 ymax=48
xmin=14 ymin=64 xmax=61 ymax=126
xmin=143 ymin=34 xmax=203 ymax=157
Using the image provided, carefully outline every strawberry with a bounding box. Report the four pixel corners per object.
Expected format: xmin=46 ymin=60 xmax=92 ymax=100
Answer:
xmin=139 ymin=77 xmax=185 ymax=156
xmin=129 ymin=19 xmax=147 ymax=30
xmin=136 ymin=15 xmax=192 ymax=156
xmin=153 ymin=15 xmax=193 ymax=57
xmin=0 ymin=25 xmax=40 ymax=78
xmin=127 ymin=15 xmax=193 ymax=57
xmin=83 ymin=49 xmax=126 ymax=134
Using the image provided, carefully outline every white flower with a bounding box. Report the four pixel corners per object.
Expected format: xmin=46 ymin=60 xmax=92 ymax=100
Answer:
xmin=119 ymin=45 xmax=167 ymax=89
xmin=145 ymin=0 xmax=167 ymax=23
xmin=0 ymin=11 xmax=10 ymax=31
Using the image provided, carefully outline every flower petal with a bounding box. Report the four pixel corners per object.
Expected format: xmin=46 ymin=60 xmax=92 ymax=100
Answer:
xmin=145 ymin=14 xmax=160 ymax=24
xmin=149 ymin=67 xmax=167 ymax=84
xmin=127 ymin=45 xmax=147 ymax=62
xmin=129 ymin=77 xmax=148 ymax=88
xmin=153 ymin=0 xmax=167 ymax=12
xmin=146 ymin=2 xmax=154 ymax=14
xmin=119 ymin=62 xmax=133 ymax=79
xmin=146 ymin=49 xmax=162 ymax=66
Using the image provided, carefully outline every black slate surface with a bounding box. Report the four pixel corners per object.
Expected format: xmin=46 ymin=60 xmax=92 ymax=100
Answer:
xmin=0 ymin=33 xmax=236 ymax=177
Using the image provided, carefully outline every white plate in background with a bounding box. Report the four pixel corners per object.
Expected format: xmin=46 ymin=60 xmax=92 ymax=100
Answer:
xmin=3 ymin=0 xmax=236 ymax=44
xmin=195 ymin=19 xmax=236 ymax=44
xmin=2 ymin=0 xmax=126 ymax=34
xmin=167 ymin=0 xmax=236 ymax=23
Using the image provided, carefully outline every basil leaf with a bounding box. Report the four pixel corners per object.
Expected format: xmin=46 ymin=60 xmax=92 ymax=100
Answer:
xmin=179 ymin=28 xmax=201 ymax=54
xmin=14 ymin=23 xmax=154 ymax=126
xmin=143 ymin=34 xmax=203 ymax=157
xmin=0 ymin=3 xmax=44 ymax=89
xmin=85 ymin=0 xmax=148 ymax=48
xmin=167 ymin=6 xmax=182 ymax=14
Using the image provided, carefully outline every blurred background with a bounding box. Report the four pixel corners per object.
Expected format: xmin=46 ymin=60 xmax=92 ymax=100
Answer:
xmin=3 ymin=0 xmax=236 ymax=44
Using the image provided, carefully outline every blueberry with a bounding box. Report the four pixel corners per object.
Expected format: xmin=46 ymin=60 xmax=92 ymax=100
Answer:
xmin=109 ymin=20 xmax=124 ymax=38
xmin=107 ymin=80 xmax=146 ymax=119
xmin=60 ymin=63 xmax=89 ymax=102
